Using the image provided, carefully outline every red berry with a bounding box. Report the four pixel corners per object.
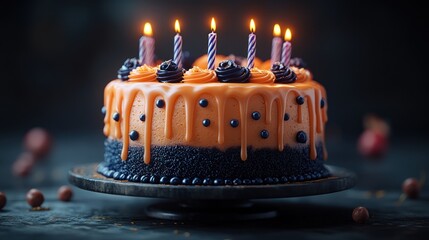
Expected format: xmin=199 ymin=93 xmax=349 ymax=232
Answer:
xmin=26 ymin=188 xmax=44 ymax=208
xmin=352 ymin=206 xmax=369 ymax=224
xmin=357 ymin=129 xmax=388 ymax=158
xmin=12 ymin=152 xmax=35 ymax=177
xmin=402 ymin=178 xmax=420 ymax=199
xmin=0 ymin=192 xmax=6 ymax=210
xmin=23 ymin=127 xmax=52 ymax=159
xmin=57 ymin=186 xmax=73 ymax=202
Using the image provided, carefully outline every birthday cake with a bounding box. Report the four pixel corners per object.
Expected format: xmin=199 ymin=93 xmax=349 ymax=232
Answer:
xmin=97 ymin=21 xmax=330 ymax=185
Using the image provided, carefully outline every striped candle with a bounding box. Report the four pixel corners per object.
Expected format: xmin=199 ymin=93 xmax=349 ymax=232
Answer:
xmin=271 ymin=24 xmax=282 ymax=65
xmin=247 ymin=19 xmax=256 ymax=69
xmin=207 ymin=18 xmax=217 ymax=70
xmin=139 ymin=36 xmax=146 ymax=65
xmin=173 ymin=20 xmax=182 ymax=68
xmin=281 ymin=28 xmax=292 ymax=67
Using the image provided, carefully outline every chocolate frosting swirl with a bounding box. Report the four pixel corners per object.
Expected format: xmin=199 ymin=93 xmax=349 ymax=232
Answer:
xmin=215 ymin=60 xmax=250 ymax=83
xmin=290 ymin=57 xmax=307 ymax=69
xmin=117 ymin=58 xmax=141 ymax=80
xmin=271 ymin=62 xmax=297 ymax=83
xmin=156 ymin=60 xmax=184 ymax=83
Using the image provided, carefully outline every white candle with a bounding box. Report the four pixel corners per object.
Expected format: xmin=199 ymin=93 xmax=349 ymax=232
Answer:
xmin=271 ymin=24 xmax=282 ymax=65
xmin=173 ymin=20 xmax=183 ymax=68
xmin=281 ymin=28 xmax=292 ymax=67
xmin=247 ymin=19 xmax=256 ymax=69
xmin=207 ymin=18 xmax=217 ymax=70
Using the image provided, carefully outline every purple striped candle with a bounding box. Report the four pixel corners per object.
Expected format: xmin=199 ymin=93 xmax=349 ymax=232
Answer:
xmin=207 ymin=18 xmax=217 ymax=70
xmin=143 ymin=22 xmax=155 ymax=66
xmin=139 ymin=35 xmax=146 ymax=65
xmin=281 ymin=28 xmax=292 ymax=67
xmin=173 ymin=20 xmax=183 ymax=68
xmin=247 ymin=19 xmax=256 ymax=69
xmin=271 ymin=24 xmax=282 ymax=65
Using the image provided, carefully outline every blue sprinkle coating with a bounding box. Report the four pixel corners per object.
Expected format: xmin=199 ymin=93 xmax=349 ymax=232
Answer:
xmin=160 ymin=176 xmax=169 ymax=184
xmin=233 ymin=179 xmax=242 ymax=185
xmin=113 ymin=172 xmax=120 ymax=179
xmin=129 ymin=131 xmax=139 ymax=141
xmin=140 ymin=175 xmax=150 ymax=183
xmin=192 ymin=178 xmax=202 ymax=185
xmin=296 ymin=96 xmax=305 ymax=105
xmin=112 ymin=112 xmax=120 ymax=121
xmin=182 ymin=178 xmax=191 ymax=185
xmin=202 ymin=119 xmax=211 ymax=127
xmin=170 ymin=177 xmax=181 ymax=185
xmin=252 ymin=111 xmax=261 ymax=120
xmin=224 ymin=179 xmax=233 ymax=185
xmin=260 ymin=130 xmax=269 ymax=139
xmin=296 ymin=131 xmax=307 ymax=143
xmin=203 ymin=178 xmax=213 ymax=185
xmin=243 ymin=179 xmax=252 ymax=185
xmin=156 ymin=99 xmax=165 ymax=108
xmin=130 ymin=175 xmax=140 ymax=182
xmin=264 ymin=177 xmax=274 ymax=184
xmin=118 ymin=173 xmax=127 ymax=180
xmin=199 ymin=99 xmax=209 ymax=108
xmin=150 ymin=176 xmax=159 ymax=184
xmin=230 ymin=119 xmax=239 ymax=128
xmin=253 ymin=178 xmax=263 ymax=185
xmin=213 ymin=179 xmax=224 ymax=185
xmin=280 ymin=176 xmax=289 ymax=183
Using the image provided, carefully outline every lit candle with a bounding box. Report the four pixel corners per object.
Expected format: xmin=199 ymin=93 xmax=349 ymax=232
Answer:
xmin=173 ymin=19 xmax=183 ymax=68
xmin=143 ymin=22 xmax=155 ymax=66
xmin=271 ymin=24 xmax=282 ymax=65
xmin=281 ymin=28 xmax=292 ymax=67
xmin=247 ymin=19 xmax=256 ymax=69
xmin=207 ymin=18 xmax=217 ymax=70
xmin=138 ymin=24 xmax=146 ymax=65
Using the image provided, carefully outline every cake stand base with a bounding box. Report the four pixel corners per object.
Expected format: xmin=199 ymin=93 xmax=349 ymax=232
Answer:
xmin=68 ymin=163 xmax=356 ymax=221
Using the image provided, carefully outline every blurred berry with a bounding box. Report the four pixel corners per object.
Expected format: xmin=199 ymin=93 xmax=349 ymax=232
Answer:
xmin=0 ymin=192 xmax=6 ymax=210
xmin=26 ymin=189 xmax=44 ymax=208
xmin=57 ymin=185 xmax=73 ymax=202
xmin=402 ymin=178 xmax=420 ymax=199
xmin=357 ymin=129 xmax=388 ymax=159
xmin=12 ymin=152 xmax=35 ymax=177
xmin=352 ymin=206 xmax=369 ymax=224
xmin=23 ymin=127 xmax=52 ymax=159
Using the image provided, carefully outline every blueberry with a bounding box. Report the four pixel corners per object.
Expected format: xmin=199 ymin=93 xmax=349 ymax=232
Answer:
xmin=126 ymin=174 xmax=133 ymax=181
xmin=273 ymin=177 xmax=280 ymax=184
xmin=170 ymin=177 xmax=181 ymax=185
xmin=130 ymin=175 xmax=140 ymax=182
xmin=199 ymin=99 xmax=208 ymax=108
xmin=230 ymin=119 xmax=239 ymax=128
xmin=112 ymin=112 xmax=120 ymax=121
xmin=203 ymin=178 xmax=212 ymax=185
xmin=284 ymin=113 xmax=290 ymax=121
xmin=106 ymin=170 xmax=115 ymax=178
xmin=139 ymin=114 xmax=146 ymax=121
xmin=233 ymin=178 xmax=242 ymax=185
xmin=296 ymin=131 xmax=307 ymax=143
xmin=140 ymin=175 xmax=150 ymax=183
xmin=101 ymin=106 xmax=106 ymax=116
xmin=224 ymin=179 xmax=232 ymax=185
xmin=296 ymin=96 xmax=305 ymax=105
xmin=280 ymin=176 xmax=289 ymax=183
xmin=315 ymin=173 xmax=322 ymax=179
xmin=264 ymin=177 xmax=274 ymax=184
xmin=242 ymin=179 xmax=252 ymax=185
xmin=304 ymin=174 xmax=312 ymax=180
xmin=182 ymin=178 xmax=191 ymax=185
xmin=150 ymin=176 xmax=159 ymax=184
xmin=160 ymin=176 xmax=169 ymax=184
xmin=129 ymin=130 xmax=139 ymax=141
xmin=260 ymin=130 xmax=269 ymax=139
xmin=118 ymin=173 xmax=127 ymax=180
xmin=113 ymin=172 xmax=121 ymax=179
xmin=251 ymin=111 xmax=261 ymax=120
xmin=321 ymin=98 xmax=325 ymax=108
xmin=192 ymin=178 xmax=202 ymax=185
xmin=156 ymin=99 xmax=165 ymax=108
xmin=254 ymin=178 xmax=263 ymax=185
xmin=202 ymin=119 xmax=211 ymax=127
xmin=298 ymin=175 xmax=305 ymax=181
xmin=213 ymin=179 xmax=223 ymax=185
xmin=289 ymin=176 xmax=297 ymax=182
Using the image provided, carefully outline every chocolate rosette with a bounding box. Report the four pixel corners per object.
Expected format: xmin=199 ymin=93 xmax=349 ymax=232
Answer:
xmin=215 ymin=60 xmax=250 ymax=83
xmin=156 ymin=60 xmax=184 ymax=83
xmin=117 ymin=58 xmax=141 ymax=80
xmin=290 ymin=57 xmax=307 ymax=69
xmin=271 ymin=62 xmax=297 ymax=84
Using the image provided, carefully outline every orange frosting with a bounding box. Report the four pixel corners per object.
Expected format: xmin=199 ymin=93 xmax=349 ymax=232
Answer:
xmin=192 ymin=54 xmax=228 ymax=69
xmin=183 ymin=66 xmax=217 ymax=83
xmin=260 ymin=60 xmax=272 ymax=70
xmin=103 ymin=79 xmax=328 ymax=164
xmin=249 ymin=68 xmax=275 ymax=83
xmin=128 ymin=65 xmax=157 ymax=82
xmin=292 ymin=67 xmax=312 ymax=83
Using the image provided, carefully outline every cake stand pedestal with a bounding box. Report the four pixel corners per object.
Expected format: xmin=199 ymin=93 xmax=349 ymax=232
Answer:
xmin=68 ymin=164 xmax=356 ymax=221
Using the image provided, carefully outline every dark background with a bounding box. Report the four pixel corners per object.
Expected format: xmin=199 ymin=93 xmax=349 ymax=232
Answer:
xmin=0 ymin=0 xmax=428 ymax=139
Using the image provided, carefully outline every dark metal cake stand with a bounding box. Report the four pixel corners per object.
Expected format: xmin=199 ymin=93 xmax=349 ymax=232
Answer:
xmin=68 ymin=163 xmax=356 ymax=221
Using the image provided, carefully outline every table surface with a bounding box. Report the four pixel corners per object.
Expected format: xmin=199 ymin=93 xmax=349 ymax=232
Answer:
xmin=1 ymin=133 xmax=428 ymax=239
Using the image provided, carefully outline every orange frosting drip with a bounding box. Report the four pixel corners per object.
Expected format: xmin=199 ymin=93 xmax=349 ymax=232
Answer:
xmin=249 ymin=68 xmax=275 ymax=83
xmin=292 ymin=67 xmax=312 ymax=83
xmin=103 ymin=80 xmax=328 ymax=164
xmin=128 ymin=65 xmax=157 ymax=82
xmin=183 ymin=66 xmax=218 ymax=83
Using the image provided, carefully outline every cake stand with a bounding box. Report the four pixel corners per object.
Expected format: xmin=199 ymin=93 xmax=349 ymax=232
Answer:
xmin=68 ymin=163 xmax=356 ymax=221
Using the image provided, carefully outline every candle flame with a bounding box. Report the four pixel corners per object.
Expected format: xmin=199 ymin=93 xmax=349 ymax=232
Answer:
xmin=175 ymin=19 xmax=180 ymax=33
xmin=285 ymin=28 xmax=292 ymax=41
xmin=273 ymin=24 xmax=281 ymax=37
xmin=250 ymin=19 xmax=255 ymax=33
xmin=143 ymin=22 xmax=153 ymax=36
xmin=211 ymin=18 xmax=216 ymax=32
